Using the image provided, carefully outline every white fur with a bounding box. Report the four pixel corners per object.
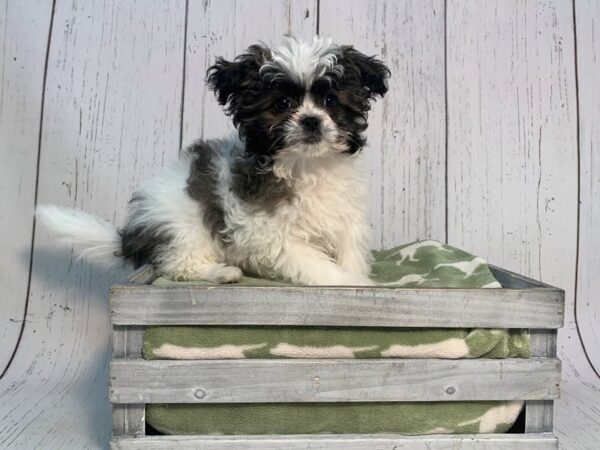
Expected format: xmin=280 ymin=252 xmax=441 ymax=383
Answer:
xmin=213 ymin=135 xmax=372 ymax=285
xmin=36 ymin=205 xmax=121 ymax=265
xmin=260 ymin=36 xmax=343 ymax=87
xmin=39 ymin=133 xmax=372 ymax=285
xmin=124 ymin=154 xmax=240 ymax=282
xmin=39 ymin=34 xmax=377 ymax=286
xmin=281 ymin=97 xmax=344 ymax=159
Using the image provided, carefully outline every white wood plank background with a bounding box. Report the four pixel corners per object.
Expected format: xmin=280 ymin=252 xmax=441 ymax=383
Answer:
xmin=446 ymin=2 xmax=599 ymax=449
xmin=320 ymin=0 xmax=446 ymax=246
xmin=183 ymin=0 xmax=318 ymax=144
xmin=0 ymin=0 xmax=53 ymax=377
xmin=0 ymin=0 xmax=185 ymax=447
xmin=0 ymin=0 xmax=598 ymax=448
xmin=574 ymin=0 xmax=600 ymax=379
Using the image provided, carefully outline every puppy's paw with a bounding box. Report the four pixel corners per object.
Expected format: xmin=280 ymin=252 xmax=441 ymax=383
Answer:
xmin=170 ymin=264 xmax=243 ymax=283
xmin=212 ymin=266 xmax=243 ymax=284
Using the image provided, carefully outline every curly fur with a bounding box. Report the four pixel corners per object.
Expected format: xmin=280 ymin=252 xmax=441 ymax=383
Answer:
xmin=38 ymin=36 xmax=390 ymax=285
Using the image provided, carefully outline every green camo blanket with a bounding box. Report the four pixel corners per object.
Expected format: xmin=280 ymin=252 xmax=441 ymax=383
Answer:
xmin=144 ymin=240 xmax=529 ymax=435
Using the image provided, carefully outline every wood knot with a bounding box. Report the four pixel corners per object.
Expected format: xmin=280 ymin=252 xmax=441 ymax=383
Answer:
xmin=194 ymin=388 xmax=207 ymax=399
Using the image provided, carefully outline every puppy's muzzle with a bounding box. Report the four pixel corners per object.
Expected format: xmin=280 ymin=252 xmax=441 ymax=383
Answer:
xmin=300 ymin=115 xmax=322 ymax=143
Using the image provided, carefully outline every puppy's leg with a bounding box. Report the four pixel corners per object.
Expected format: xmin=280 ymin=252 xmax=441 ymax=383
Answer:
xmin=336 ymin=221 xmax=373 ymax=278
xmin=153 ymin=221 xmax=242 ymax=283
xmin=171 ymin=262 xmax=243 ymax=283
xmin=274 ymin=238 xmax=373 ymax=286
xmin=158 ymin=241 xmax=242 ymax=283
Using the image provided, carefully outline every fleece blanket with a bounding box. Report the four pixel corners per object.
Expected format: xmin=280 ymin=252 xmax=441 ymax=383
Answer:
xmin=143 ymin=240 xmax=529 ymax=435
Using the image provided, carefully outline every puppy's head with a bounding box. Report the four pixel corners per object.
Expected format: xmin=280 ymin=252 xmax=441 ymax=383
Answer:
xmin=207 ymin=37 xmax=390 ymax=165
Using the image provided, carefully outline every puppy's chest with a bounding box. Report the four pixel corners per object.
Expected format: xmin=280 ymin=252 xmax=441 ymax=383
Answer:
xmin=288 ymin=176 xmax=362 ymax=235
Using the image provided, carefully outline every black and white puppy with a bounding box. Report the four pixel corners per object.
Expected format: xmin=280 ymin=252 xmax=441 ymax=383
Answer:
xmin=39 ymin=37 xmax=390 ymax=285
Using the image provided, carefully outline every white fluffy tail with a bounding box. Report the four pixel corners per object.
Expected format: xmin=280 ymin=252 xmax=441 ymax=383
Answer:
xmin=36 ymin=205 xmax=122 ymax=266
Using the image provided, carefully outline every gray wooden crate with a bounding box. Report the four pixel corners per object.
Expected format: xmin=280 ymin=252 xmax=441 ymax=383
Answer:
xmin=110 ymin=264 xmax=563 ymax=449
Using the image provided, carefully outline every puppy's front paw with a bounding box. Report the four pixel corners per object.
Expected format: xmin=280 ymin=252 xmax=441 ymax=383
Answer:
xmin=212 ymin=266 xmax=243 ymax=284
xmin=171 ymin=264 xmax=243 ymax=283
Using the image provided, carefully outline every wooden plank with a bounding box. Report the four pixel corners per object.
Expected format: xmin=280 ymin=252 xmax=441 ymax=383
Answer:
xmin=489 ymin=266 xmax=562 ymax=290
xmin=110 ymin=433 xmax=559 ymax=450
xmin=112 ymin=327 xmax=145 ymax=437
xmin=119 ymin=265 xmax=155 ymax=286
xmin=182 ymin=0 xmax=318 ymax=144
xmin=110 ymin=283 xmax=563 ymax=328
xmin=525 ymin=330 xmax=557 ymax=433
xmin=0 ymin=0 xmax=53 ymax=374
xmin=574 ymin=0 xmax=600 ymax=378
xmin=446 ymin=0 xmax=578 ymax=280
xmin=0 ymin=1 xmax=185 ymax=448
xmin=110 ymin=357 xmax=560 ymax=403
xmin=320 ymin=0 xmax=446 ymax=247
xmin=447 ymin=2 xmax=594 ymax=448
xmin=554 ymin=2 xmax=600 ymax=448
xmin=112 ymin=326 xmax=144 ymax=359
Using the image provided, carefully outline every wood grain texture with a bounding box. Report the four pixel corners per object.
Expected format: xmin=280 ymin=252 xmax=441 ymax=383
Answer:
xmin=556 ymin=1 xmax=600 ymax=448
xmin=112 ymin=327 xmax=144 ymax=437
xmin=574 ymin=0 xmax=600 ymax=377
xmin=110 ymin=357 xmax=560 ymax=403
xmin=110 ymin=282 xmax=564 ymax=328
xmin=320 ymin=0 xmax=446 ymax=247
xmin=110 ymin=433 xmax=559 ymax=450
xmin=0 ymin=1 xmax=185 ymax=448
xmin=445 ymin=2 xmax=599 ymax=448
xmin=447 ymin=0 xmax=578 ymax=276
xmin=525 ymin=330 xmax=557 ymax=433
xmin=1 ymin=1 xmax=600 ymax=448
xmin=0 ymin=0 xmax=53 ymax=374
xmin=182 ymin=0 xmax=317 ymax=145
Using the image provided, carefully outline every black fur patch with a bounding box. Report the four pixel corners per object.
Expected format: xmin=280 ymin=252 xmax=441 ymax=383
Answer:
xmin=186 ymin=140 xmax=227 ymax=240
xmin=338 ymin=46 xmax=391 ymax=98
xmin=206 ymin=42 xmax=390 ymax=158
xmin=119 ymin=194 xmax=173 ymax=268
xmin=230 ymin=154 xmax=295 ymax=212
xmin=188 ymin=140 xmax=293 ymax=217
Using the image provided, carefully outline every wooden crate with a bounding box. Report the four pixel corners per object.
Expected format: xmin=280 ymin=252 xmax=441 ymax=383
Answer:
xmin=109 ymin=264 xmax=564 ymax=450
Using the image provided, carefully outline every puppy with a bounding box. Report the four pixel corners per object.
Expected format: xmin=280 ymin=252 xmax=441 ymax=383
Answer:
xmin=38 ymin=37 xmax=390 ymax=285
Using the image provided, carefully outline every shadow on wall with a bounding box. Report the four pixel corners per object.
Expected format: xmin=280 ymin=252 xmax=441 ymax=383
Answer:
xmin=1 ymin=246 xmax=130 ymax=447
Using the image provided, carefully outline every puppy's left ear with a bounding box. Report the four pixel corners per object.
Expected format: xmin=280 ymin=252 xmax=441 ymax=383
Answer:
xmin=339 ymin=46 xmax=391 ymax=99
xmin=206 ymin=45 xmax=269 ymax=109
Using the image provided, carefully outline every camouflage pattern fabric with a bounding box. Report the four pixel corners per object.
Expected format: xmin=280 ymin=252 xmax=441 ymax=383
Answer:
xmin=144 ymin=240 xmax=529 ymax=435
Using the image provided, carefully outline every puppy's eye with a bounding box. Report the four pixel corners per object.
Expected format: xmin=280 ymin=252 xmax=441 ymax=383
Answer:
xmin=274 ymin=97 xmax=291 ymax=111
xmin=325 ymin=94 xmax=339 ymax=107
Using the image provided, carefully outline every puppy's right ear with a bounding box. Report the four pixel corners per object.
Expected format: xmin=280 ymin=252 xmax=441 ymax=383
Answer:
xmin=206 ymin=45 xmax=269 ymax=108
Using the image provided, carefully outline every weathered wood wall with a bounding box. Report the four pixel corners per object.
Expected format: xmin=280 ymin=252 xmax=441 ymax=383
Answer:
xmin=0 ymin=0 xmax=598 ymax=448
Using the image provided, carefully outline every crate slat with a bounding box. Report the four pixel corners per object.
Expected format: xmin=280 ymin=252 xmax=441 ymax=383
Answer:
xmin=110 ymin=284 xmax=564 ymax=328
xmin=110 ymin=357 xmax=560 ymax=403
xmin=525 ymin=330 xmax=557 ymax=432
xmin=488 ymin=265 xmax=559 ymax=289
xmin=110 ymin=433 xmax=558 ymax=450
xmin=112 ymin=327 xmax=145 ymax=437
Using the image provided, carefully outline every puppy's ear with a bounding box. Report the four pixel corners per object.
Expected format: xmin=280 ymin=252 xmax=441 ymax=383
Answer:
xmin=339 ymin=46 xmax=391 ymax=99
xmin=206 ymin=45 xmax=270 ymax=107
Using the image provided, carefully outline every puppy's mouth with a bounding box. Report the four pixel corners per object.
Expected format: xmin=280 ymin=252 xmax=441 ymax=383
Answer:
xmin=302 ymin=133 xmax=322 ymax=144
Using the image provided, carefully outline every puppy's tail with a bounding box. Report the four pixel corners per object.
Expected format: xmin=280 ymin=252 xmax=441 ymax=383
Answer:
xmin=36 ymin=205 xmax=123 ymax=266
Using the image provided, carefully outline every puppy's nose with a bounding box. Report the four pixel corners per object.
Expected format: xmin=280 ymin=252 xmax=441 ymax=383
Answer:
xmin=300 ymin=115 xmax=321 ymax=132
